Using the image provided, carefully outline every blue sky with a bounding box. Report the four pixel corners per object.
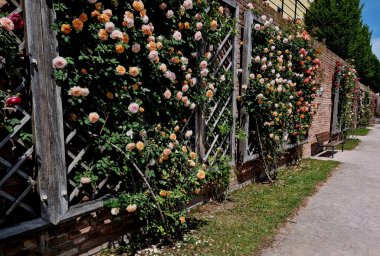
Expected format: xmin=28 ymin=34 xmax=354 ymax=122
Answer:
xmin=361 ymin=0 xmax=380 ymax=59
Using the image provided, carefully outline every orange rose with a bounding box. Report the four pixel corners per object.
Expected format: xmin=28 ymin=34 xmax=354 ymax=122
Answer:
xmin=106 ymin=92 xmax=114 ymax=99
xmin=125 ymin=11 xmax=134 ymax=19
xmin=115 ymin=44 xmax=125 ymax=54
xmin=98 ymin=14 xmax=110 ymax=23
xmin=79 ymin=13 xmax=88 ymax=23
xmin=72 ymin=18 xmax=84 ymax=31
xmin=148 ymin=42 xmax=156 ymax=51
xmin=174 ymin=125 xmax=180 ymax=132
xmin=123 ymin=34 xmax=129 ymax=43
xmin=61 ymin=24 xmax=72 ymax=35
xmin=182 ymin=146 xmax=188 ymax=153
xmin=81 ymin=68 xmax=87 ymax=75
xmin=139 ymin=107 xmax=144 ymax=113
xmin=116 ymin=65 xmax=126 ymax=75
xmin=95 ymin=3 xmax=102 ymax=10
xmin=160 ymin=190 xmax=167 ymax=197
xmin=136 ymin=141 xmax=144 ymax=151
xmin=91 ymin=10 xmax=100 ymax=17
xmin=189 ymin=152 xmax=197 ymax=160
xmin=179 ymin=216 xmax=186 ymax=224
xmin=197 ymin=170 xmax=206 ymax=180
xmin=169 ymin=133 xmax=176 ymax=140
xmin=132 ymin=1 xmax=144 ymax=12
xmin=206 ymin=90 xmax=214 ymax=98
xmin=210 ymin=20 xmax=218 ymax=30
xmin=194 ymin=188 xmax=201 ymax=194
xmin=129 ymin=67 xmax=139 ymax=77
xmin=184 ymin=22 xmax=190 ymax=29
xmin=98 ymin=29 xmax=108 ymax=41
xmin=178 ymin=22 xmax=184 ymax=30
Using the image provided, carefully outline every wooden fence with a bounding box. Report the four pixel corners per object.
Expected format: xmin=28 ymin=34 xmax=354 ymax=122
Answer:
xmin=0 ymin=0 xmax=239 ymax=241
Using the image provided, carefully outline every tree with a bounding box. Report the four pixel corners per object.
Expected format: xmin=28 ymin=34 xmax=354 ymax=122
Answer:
xmin=305 ymin=0 xmax=380 ymax=92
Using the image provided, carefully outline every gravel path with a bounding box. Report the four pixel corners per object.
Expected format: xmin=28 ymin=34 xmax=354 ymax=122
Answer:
xmin=262 ymin=120 xmax=380 ymax=256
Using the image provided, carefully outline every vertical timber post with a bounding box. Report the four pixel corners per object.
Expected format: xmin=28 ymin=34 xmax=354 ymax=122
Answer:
xmin=331 ymin=79 xmax=340 ymax=135
xmin=238 ymin=10 xmax=254 ymax=163
xmin=230 ymin=4 xmax=239 ymax=164
xmin=25 ymin=0 xmax=68 ymax=224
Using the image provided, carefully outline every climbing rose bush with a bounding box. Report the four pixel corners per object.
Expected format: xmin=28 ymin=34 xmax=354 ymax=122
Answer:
xmin=333 ymin=61 xmax=358 ymax=132
xmin=243 ymin=14 xmax=321 ymax=177
xmin=53 ymin=0 xmax=234 ymax=243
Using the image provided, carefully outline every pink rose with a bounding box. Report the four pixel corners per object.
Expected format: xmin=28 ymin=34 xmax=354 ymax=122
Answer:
xmin=148 ymin=50 xmax=158 ymax=61
xmin=163 ymin=148 xmax=171 ymax=156
xmin=0 ymin=17 xmax=14 ymax=32
xmin=103 ymin=9 xmax=113 ymax=18
xmin=176 ymin=91 xmax=183 ymax=100
xmin=160 ymin=63 xmax=167 ymax=73
xmin=185 ymin=73 xmax=191 ymax=80
xmin=183 ymin=0 xmax=193 ymax=9
xmin=194 ymin=31 xmax=202 ymax=41
xmin=200 ymin=60 xmax=208 ymax=69
xmin=182 ymin=85 xmax=189 ymax=92
xmin=195 ymin=13 xmax=202 ymax=20
xmin=160 ymin=3 xmax=167 ymax=10
xmin=89 ymin=112 xmax=100 ymax=124
xmin=110 ymin=30 xmax=123 ymax=40
xmin=164 ymin=89 xmax=172 ymax=99
xmin=105 ymin=22 xmax=115 ymax=33
xmin=173 ymin=31 xmax=182 ymax=41
xmin=200 ymin=69 xmax=209 ymax=77
xmin=181 ymin=96 xmax=188 ymax=104
xmin=196 ymin=22 xmax=203 ymax=30
xmin=132 ymin=43 xmax=141 ymax=53
xmin=166 ymin=10 xmax=174 ymax=19
xmin=52 ymin=56 xmax=67 ymax=69
xmin=128 ymin=103 xmax=139 ymax=113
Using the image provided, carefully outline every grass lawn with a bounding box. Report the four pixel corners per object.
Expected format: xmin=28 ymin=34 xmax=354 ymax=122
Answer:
xmin=350 ymin=128 xmax=370 ymax=136
xmin=155 ymin=159 xmax=339 ymax=256
xmin=340 ymin=139 xmax=360 ymax=150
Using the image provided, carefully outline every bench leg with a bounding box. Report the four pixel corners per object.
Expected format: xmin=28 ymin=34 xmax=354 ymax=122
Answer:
xmin=332 ymin=146 xmax=335 ymax=158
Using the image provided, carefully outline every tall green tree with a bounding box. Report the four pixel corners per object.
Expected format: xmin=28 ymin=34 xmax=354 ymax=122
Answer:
xmin=305 ymin=0 xmax=380 ymax=92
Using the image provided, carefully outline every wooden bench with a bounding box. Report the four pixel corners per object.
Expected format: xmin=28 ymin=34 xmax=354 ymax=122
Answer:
xmin=315 ymin=133 xmax=344 ymax=158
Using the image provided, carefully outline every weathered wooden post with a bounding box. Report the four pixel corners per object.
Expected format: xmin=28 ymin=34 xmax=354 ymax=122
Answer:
xmin=25 ymin=0 xmax=68 ymax=224
xmin=238 ymin=10 xmax=254 ymax=163
xmin=331 ymin=79 xmax=340 ymax=135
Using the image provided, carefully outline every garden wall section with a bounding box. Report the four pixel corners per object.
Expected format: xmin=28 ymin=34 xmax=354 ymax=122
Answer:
xmin=0 ymin=1 xmax=376 ymax=255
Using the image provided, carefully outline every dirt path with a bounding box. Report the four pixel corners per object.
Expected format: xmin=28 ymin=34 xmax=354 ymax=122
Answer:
xmin=261 ymin=120 xmax=380 ymax=256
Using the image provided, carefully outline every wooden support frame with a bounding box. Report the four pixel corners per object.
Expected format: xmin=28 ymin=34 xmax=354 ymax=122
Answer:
xmin=331 ymin=79 xmax=341 ymax=135
xmin=238 ymin=10 xmax=260 ymax=163
xmin=25 ymin=0 xmax=68 ymax=225
xmin=196 ymin=0 xmax=239 ymax=164
xmin=1 ymin=0 xmax=241 ymax=241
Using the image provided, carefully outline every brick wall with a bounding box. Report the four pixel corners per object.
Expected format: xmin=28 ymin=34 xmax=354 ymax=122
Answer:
xmin=0 ymin=1 xmax=377 ymax=255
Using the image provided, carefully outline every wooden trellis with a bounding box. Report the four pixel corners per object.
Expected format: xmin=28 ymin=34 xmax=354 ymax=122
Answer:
xmin=0 ymin=0 xmax=240 ymax=242
xmin=238 ymin=10 xmax=260 ymax=163
xmin=0 ymin=0 xmax=40 ymax=228
xmin=238 ymin=10 xmax=309 ymax=164
xmin=196 ymin=0 xmax=239 ymax=164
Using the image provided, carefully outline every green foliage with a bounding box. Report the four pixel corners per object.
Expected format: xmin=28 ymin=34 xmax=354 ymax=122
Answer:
xmin=305 ymin=0 xmax=380 ymax=92
xmin=243 ymin=14 xmax=320 ymax=179
xmin=54 ymin=0 xmax=234 ymax=245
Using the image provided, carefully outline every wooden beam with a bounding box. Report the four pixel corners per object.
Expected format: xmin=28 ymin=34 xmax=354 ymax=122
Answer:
xmin=25 ymin=0 xmax=68 ymax=225
xmin=331 ymin=80 xmax=340 ymax=135
xmin=238 ymin=10 xmax=254 ymax=163
xmin=0 ymin=218 xmax=51 ymax=243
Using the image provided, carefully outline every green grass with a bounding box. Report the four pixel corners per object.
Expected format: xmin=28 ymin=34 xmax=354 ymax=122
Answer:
xmin=340 ymin=139 xmax=360 ymax=150
xmin=159 ymin=159 xmax=340 ymax=256
xmin=350 ymin=128 xmax=370 ymax=136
